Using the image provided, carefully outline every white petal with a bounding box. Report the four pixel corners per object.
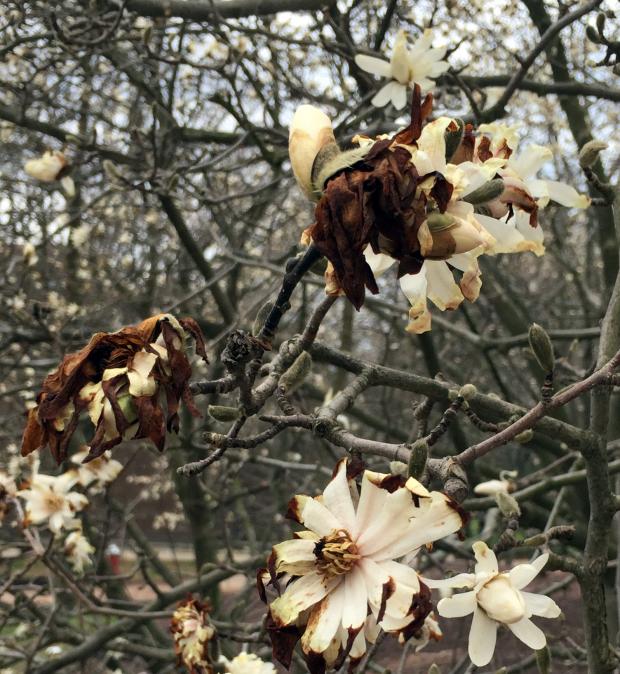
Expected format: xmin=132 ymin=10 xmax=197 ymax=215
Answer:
xmin=476 ymin=213 xmax=525 ymax=254
xmin=369 ymin=491 xmax=463 ymax=561
xmin=300 ymin=498 xmax=343 ymax=537
xmin=473 ymin=541 xmax=499 ymax=575
xmin=354 ymin=471 xmax=389 ymax=539
xmin=509 ymin=145 xmax=552 ymax=180
xmin=270 ymin=572 xmax=339 ymax=625
xmin=509 ymin=553 xmax=548 ymax=589
xmin=391 ymin=83 xmax=408 ymax=110
xmin=322 ymin=459 xmax=356 ymax=533
xmin=354 ymin=54 xmax=392 ymax=78
xmin=301 ymin=582 xmax=346 ymax=654
xmin=423 ymin=573 xmax=476 ymax=590
xmin=425 ymin=261 xmax=464 ymax=311
xmin=522 ymin=591 xmax=562 ymax=619
xmin=399 ymin=268 xmax=428 ymax=309
xmin=371 ymin=81 xmax=399 ymax=108
xmin=272 ymin=538 xmax=317 ymax=576
xmin=533 ymin=179 xmax=590 ymax=208
xmin=364 ymin=247 xmax=396 ymax=277
xmin=342 ymin=567 xmax=368 ymax=630
xmin=390 ymin=31 xmax=410 ymax=84
xmin=437 ymin=591 xmax=477 ymax=617
xmin=358 ymin=557 xmax=390 ymax=609
xmin=508 ymin=616 xmax=547 ymax=650
xmin=356 ymin=487 xmax=413 ymax=556
xmin=468 ymin=606 xmax=498 ymax=666
xmin=377 ymin=560 xmax=420 ymax=619
xmin=349 ymin=626 xmax=367 ymax=659
xmin=416 ymin=116 xmax=454 ymax=174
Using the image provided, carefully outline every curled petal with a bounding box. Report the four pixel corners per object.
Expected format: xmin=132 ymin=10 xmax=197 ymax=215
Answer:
xmin=473 ymin=541 xmax=499 ymax=575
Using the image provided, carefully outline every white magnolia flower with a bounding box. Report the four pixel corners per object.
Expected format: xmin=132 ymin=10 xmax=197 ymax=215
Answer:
xmin=24 ymin=151 xmax=68 ymax=182
xmin=262 ymin=459 xmax=465 ymax=669
xmin=64 ymin=529 xmax=95 ymax=573
xmin=355 ymin=30 xmax=449 ymax=109
xmin=426 ymin=541 xmax=561 ymax=667
xmin=219 ymin=652 xmax=276 ymax=674
xmin=68 ymin=447 xmax=123 ymax=491
xmin=19 ymin=472 xmax=88 ymax=534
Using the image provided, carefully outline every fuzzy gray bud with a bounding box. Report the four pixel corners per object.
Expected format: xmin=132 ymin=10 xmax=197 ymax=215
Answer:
xmin=208 ymin=405 xmax=240 ymax=422
xmin=252 ymin=301 xmax=274 ymax=336
xmin=515 ymin=429 xmax=534 ymax=444
xmin=528 ymin=323 xmax=555 ymax=373
xmin=408 ymin=438 xmax=429 ymax=479
xmin=279 ymin=351 xmax=312 ymax=393
xmin=579 ymin=140 xmax=608 ymax=168
xmin=495 ymin=491 xmax=521 ymax=519
xmin=389 ymin=461 xmax=408 ymax=477
xmin=458 ymin=384 xmax=477 ymax=401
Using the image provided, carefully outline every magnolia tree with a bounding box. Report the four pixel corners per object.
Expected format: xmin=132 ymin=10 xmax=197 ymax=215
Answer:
xmin=0 ymin=1 xmax=619 ymax=673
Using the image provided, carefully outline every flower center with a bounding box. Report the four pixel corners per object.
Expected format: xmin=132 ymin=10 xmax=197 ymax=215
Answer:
xmin=44 ymin=493 xmax=64 ymax=513
xmin=477 ymin=575 xmax=526 ymax=624
xmin=314 ymin=529 xmax=360 ymax=578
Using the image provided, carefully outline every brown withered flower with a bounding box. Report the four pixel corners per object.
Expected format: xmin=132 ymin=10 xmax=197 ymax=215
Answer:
xmin=171 ymin=596 xmax=216 ymax=674
xmin=291 ymin=87 xmax=486 ymax=310
xmin=21 ymin=314 xmax=208 ymax=463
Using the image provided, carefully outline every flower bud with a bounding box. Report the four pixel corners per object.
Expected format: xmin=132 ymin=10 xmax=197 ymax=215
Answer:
xmin=408 ymin=438 xmax=428 ymax=479
xmin=208 ymin=405 xmax=240 ymax=422
xmin=389 ymin=460 xmax=408 ymax=477
xmin=495 ymin=491 xmax=521 ymax=519
xmin=477 ymin=575 xmax=526 ymax=624
xmin=528 ymin=323 xmax=555 ymax=373
xmin=289 ymin=105 xmax=337 ymax=199
xmin=458 ymin=384 xmax=477 ymax=401
xmin=515 ymin=429 xmax=534 ymax=444
xmin=585 ymin=24 xmax=601 ymax=43
xmin=426 ymin=212 xmax=456 ymax=232
xmin=251 ymin=300 xmax=274 ymax=336
xmin=279 ymin=351 xmax=312 ymax=393
xmin=578 ymin=140 xmax=608 ymax=168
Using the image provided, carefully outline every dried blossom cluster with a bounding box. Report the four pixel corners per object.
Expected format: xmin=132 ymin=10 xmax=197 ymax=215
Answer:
xmin=21 ymin=313 xmax=208 ymax=463
xmin=171 ymin=597 xmax=216 ymax=674
xmin=289 ymin=89 xmax=589 ymax=332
